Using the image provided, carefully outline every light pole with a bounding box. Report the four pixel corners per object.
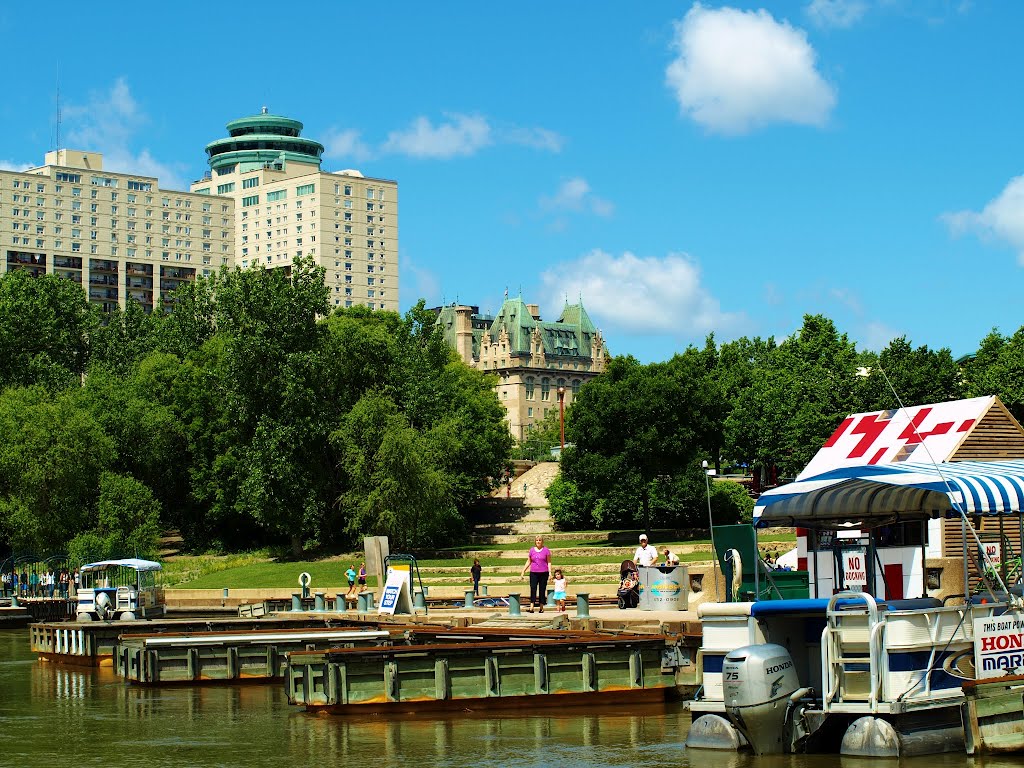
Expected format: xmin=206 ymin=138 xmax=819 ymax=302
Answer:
xmin=703 ymin=460 xmax=719 ymax=600
xmin=557 ymin=386 xmax=565 ymax=451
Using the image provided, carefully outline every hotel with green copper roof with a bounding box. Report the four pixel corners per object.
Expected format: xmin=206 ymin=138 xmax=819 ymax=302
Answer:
xmin=435 ymin=297 xmax=608 ymax=439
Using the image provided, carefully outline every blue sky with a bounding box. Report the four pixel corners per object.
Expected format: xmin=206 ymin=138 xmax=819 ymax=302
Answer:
xmin=1 ymin=1 xmax=1022 ymax=363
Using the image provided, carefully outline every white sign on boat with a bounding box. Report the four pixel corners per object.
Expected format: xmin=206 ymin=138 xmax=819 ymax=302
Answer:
xmin=973 ymin=611 xmax=1024 ymax=679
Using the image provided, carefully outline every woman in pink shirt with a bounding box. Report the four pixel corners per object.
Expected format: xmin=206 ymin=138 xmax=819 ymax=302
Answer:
xmin=520 ymin=536 xmax=552 ymax=613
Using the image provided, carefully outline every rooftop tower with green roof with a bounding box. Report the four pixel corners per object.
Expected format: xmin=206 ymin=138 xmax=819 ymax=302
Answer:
xmin=204 ymin=108 xmax=325 ymax=174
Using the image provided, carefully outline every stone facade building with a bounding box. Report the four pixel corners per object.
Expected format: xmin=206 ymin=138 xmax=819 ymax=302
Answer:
xmin=434 ymin=296 xmax=607 ymax=441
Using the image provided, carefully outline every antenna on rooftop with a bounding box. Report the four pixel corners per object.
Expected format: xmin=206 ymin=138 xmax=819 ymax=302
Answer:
xmin=262 ymin=105 xmax=269 ymax=115
xmin=53 ymin=62 xmax=62 ymax=151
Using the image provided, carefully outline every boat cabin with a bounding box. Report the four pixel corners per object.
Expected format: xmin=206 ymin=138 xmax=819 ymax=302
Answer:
xmin=76 ymin=558 xmax=165 ymax=622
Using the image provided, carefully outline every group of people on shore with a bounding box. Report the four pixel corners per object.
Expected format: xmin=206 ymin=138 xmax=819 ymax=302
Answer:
xmin=634 ymin=534 xmax=680 ymax=567
xmin=517 ymin=537 xmax=567 ymax=613
xmin=1 ymin=568 xmax=78 ymax=599
xmin=344 ymin=563 xmax=367 ymax=596
xmin=466 ymin=533 xmax=681 ymax=614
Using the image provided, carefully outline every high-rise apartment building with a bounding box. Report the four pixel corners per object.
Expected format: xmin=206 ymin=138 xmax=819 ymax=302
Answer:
xmin=0 ymin=149 xmax=232 ymax=312
xmin=191 ymin=110 xmax=398 ymax=312
xmin=1 ymin=110 xmax=398 ymax=314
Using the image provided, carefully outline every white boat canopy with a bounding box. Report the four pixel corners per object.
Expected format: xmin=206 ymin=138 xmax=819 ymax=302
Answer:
xmin=80 ymin=558 xmax=163 ymax=573
xmin=754 ymin=459 xmax=1024 ymax=529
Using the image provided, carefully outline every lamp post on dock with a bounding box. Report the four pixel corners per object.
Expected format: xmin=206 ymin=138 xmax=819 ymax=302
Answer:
xmin=703 ymin=460 xmax=719 ymax=600
xmin=557 ymin=386 xmax=565 ymax=451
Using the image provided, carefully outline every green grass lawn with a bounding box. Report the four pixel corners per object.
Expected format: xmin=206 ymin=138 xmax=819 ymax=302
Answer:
xmin=168 ymin=559 xmax=379 ymax=590
xmin=163 ymin=531 xmax=797 ymax=589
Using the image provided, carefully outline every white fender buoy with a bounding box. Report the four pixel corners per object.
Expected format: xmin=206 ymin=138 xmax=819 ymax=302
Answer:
xmin=725 ymin=549 xmax=743 ymax=601
xmin=298 ymin=572 xmax=312 ymax=588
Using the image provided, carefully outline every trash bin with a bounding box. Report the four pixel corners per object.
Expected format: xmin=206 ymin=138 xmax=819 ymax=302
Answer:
xmin=638 ymin=566 xmax=687 ymax=611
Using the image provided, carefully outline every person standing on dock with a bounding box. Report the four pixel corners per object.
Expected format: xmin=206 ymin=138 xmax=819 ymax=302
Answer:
xmin=470 ymin=559 xmax=482 ymax=596
xmin=345 ymin=565 xmax=357 ymax=596
xmin=634 ymin=535 xmax=658 ymax=567
xmin=520 ymin=537 xmax=552 ymax=613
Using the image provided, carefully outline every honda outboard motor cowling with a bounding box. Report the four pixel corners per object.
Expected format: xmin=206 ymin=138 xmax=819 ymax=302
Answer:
xmin=723 ymin=643 xmax=800 ymax=755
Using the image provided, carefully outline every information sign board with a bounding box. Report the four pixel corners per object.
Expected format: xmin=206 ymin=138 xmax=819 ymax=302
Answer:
xmin=843 ymin=550 xmax=867 ymax=587
xmin=378 ymin=569 xmax=412 ymax=615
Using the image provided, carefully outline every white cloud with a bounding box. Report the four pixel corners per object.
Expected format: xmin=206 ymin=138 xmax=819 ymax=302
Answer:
xmin=540 ymin=249 xmax=745 ymax=337
xmin=322 ymin=128 xmax=373 ymax=163
xmin=540 ymin=178 xmax=614 ymax=218
xmin=943 ymin=176 xmax=1024 ymax=265
xmin=829 ymin=287 xmax=863 ymax=315
xmin=860 ymin=321 xmax=903 ymax=351
xmin=382 ymin=114 xmax=492 ymax=159
xmin=64 ymin=78 xmax=188 ymax=189
xmin=0 ymin=160 xmax=32 ymax=171
xmin=357 ymin=114 xmax=563 ymax=159
xmin=805 ymin=0 xmax=868 ymax=29
xmin=665 ymin=4 xmax=837 ymax=134
xmin=501 ymin=125 xmax=565 ymax=152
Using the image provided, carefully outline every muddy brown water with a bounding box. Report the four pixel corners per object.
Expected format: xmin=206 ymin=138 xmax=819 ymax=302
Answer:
xmin=0 ymin=628 xmax=1009 ymax=767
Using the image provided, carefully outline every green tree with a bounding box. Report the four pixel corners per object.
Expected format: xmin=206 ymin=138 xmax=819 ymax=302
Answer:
xmin=964 ymin=327 xmax=1024 ymax=421
xmin=87 ymin=299 xmax=158 ymax=377
xmin=333 ymin=393 xmax=459 ymax=549
xmin=856 ymin=336 xmax=963 ymax=411
xmin=0 ymin=387 xmax=116 ymax=552
xmin=67 ymin=471 xmax=162 ymax=564
xmin=725 ymin=315 xmax=860 ymax=478
xmin=557 ymin=349 xmax=722 ymax=532
xmin=515 ymin=408 xmax=564 ymax=461
xmin=0 ymin=270 xmax=93 ymax=391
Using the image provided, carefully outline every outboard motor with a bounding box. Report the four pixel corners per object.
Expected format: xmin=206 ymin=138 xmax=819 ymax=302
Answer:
xmin=723 ymin=644 xmax=802 ymax=754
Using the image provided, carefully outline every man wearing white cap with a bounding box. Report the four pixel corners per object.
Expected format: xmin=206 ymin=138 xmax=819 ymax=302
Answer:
xmin=634 ymin=534 xmax=658 ymax=567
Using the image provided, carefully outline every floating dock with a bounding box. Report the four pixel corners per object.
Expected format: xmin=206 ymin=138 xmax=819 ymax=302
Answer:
xmin=115 ymin=626 xmax=393 ymax=684
xmin=285 ymin=631 xmax=684 ymax=714
xmin=29 ymin=615 xmax=382 ymax=667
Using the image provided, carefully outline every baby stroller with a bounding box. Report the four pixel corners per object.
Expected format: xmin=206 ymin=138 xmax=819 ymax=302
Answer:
xmin=617 ymin=559 xmax=640 ymax=609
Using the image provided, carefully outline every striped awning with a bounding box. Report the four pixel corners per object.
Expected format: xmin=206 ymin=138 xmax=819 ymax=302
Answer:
xmin=753 ymin=459 xmax=1024 ymax=529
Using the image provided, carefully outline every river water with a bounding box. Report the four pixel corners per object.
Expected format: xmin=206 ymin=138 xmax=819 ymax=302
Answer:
xmin=0 ymin=628 xmax=1011 ymax=768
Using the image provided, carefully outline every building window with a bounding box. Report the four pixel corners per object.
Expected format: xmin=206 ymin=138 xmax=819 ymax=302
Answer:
xmin=242 ymin=176 xmax=259 ymax=189
xmin=217 ymin=183 xmax=235 ymax=194
xmin=266 ymin=189 xmax=286 ymax=202
xmin=541 ymin=378 xmax=551 ymax=401
xmin=242 ymin=195 xmax=259 ymax=207
xmin=525 ymin=377 xmax=535 ymax=400
xmin=296 ymin=184 xmax=315 ymax=196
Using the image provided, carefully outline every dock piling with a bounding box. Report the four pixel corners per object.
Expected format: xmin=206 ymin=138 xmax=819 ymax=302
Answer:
xmin=576 ymin=593 xmax=591 ymax=619
xmin=546 ymin=588 xmax=555 ymax=608
xmin=291 ymin=593 xmax=302 ymax=612
xmin=314 ymin=592 xmax=325 ymax=612
xmin=465 ymin=589 xmax=475 ymax=609
xmin=508 ymin=593 xmax=521 ymax=616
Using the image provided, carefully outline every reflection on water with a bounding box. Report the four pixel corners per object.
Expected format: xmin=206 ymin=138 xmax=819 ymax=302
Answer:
xmin=0 ymin=629 xmax=1021 ymax=768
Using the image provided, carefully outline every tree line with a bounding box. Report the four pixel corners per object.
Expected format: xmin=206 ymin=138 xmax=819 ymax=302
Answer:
xmin=549 ymin=315 xmax=1024 ymax=532
xmin=0 ymin=258 xmax=511 ymax=561
xmin=2 ymin=258 xmax=1022 ymax=554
